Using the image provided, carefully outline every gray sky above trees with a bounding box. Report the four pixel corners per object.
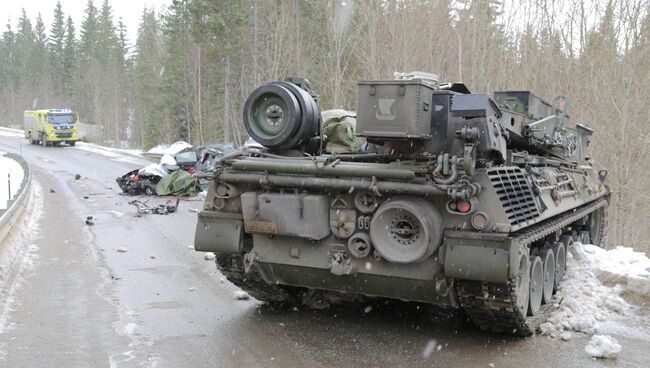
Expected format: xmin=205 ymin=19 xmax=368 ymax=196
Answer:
xmin=1 ymin=0 xmax=171 ymax=43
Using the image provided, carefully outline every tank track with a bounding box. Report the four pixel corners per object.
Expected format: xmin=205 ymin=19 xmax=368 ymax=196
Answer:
xmin=216 ymin=254 xmax=307 ymax=306
xmin=456 ymin=198 xmax=608 ymax=336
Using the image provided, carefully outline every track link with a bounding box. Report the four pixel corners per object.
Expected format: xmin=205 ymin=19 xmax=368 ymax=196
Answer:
xmin=457 ymin=198 xmax=608 ymax=336
xmin=216 ymin=254 xmax=300 ymax=305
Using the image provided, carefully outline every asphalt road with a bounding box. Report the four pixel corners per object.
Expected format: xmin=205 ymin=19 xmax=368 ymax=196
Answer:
xmin=0 ymin=133 xmax=649 ymax=368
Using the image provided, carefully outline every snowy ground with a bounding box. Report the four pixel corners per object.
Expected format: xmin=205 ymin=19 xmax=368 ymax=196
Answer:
xmin=0 ymin=152 xmax=25 ymax=210
xmin=541 ymin=242 xmax=650 ymax=358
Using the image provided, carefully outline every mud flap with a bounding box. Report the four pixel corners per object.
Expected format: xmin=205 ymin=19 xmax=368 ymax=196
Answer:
xmin=194 ymin=211 xmax=243 ymax=253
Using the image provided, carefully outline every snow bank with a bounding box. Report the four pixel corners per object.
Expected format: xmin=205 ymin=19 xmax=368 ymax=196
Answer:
xmin=147 ymin=144 xmax=168 ymax=155
xmin=578 ymin=245 xmax=650 ymax=305
xmin=0 ymin=154 xmax=25 ymax=210
xmin=0 ymin=127 xmax=24 ymax=138
xmin=584 ymin=334 xmax=622 ymax=359
xmin=541 ymin=243 xmax=650 ymax=338
xmin=75 ymin=141 xmax=143 ymax=159
xmin=164 ymin=141 xmax=192 ymax=156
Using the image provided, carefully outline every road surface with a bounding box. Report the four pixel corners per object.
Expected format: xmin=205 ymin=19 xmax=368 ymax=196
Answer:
xmin=0 ymin=133 xmax=648 ymax=368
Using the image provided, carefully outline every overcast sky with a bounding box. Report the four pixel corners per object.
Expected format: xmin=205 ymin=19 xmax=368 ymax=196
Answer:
xmin=0 ymin=0 xmax=172 ymax=46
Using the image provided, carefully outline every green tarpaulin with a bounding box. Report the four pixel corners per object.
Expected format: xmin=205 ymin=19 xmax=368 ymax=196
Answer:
xmin=321 ymin=109 xmax=365 ymax=154
xmin=155 ymin=170 xmax=198 ymax=196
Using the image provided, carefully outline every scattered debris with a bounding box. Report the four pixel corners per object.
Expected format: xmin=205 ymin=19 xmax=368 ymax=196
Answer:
xmin=219 ymin=277 xmax=225 ymax=284
xmin=49 ymin=188 xmax=56 ymax=193
xmin=585 ymin=335 xmax=621 ymax=359
xmin=189 ymin=208 xmax=200 ymax=213
xmin=488 ymin=364 xmax=495 ymax=368
xmin=187 ymin=245 xmax=194 ymax=250
xmin=203 ymin=253 xmax=216 ymax=261
xmin=129 ymin=198 xmax=179 ymax=216
xmin=116 ymin=247 xmax=128 ymax=253
xmin=234 ymin=290 xmax=250 ymax=300
xmin=74 ymin=173 xmax=81 ymax=180
xmin=149 ymin=255 xmax=156 ymax=259
xmin=83 ymin=196 xmax=89 ymax=199
xmin=85 ymin=216 xmax=94 ymax=225
xmin=188 ymin=286 xmax=196 ymax=292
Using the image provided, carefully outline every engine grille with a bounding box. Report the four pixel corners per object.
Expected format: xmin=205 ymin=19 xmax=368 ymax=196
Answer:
xmin=487 ymin=167 xmax=540 ymax=227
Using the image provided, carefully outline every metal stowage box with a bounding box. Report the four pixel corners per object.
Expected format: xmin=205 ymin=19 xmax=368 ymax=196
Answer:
xmin=356 ymin=79 xmax=435 ymax=139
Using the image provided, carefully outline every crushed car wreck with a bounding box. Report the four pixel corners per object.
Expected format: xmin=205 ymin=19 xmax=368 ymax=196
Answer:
xmin=116 ymin=141 xmax=235 ymax=196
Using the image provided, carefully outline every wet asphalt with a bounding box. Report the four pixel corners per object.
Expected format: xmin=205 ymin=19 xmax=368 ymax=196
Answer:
xmin=0 ymin=134 xmax=649 ymax=368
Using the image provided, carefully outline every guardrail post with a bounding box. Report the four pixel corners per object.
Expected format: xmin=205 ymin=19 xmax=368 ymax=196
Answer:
xmin=7 ymin=173 xmax=10 ymax=201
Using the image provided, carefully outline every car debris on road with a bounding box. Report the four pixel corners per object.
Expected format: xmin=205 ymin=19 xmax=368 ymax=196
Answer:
xmin=128 ymin=198 xmax=179 ymax=217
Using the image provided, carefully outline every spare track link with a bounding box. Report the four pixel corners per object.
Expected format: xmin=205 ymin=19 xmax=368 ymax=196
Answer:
xmin=215 ymin=254 xmax=297 ymax=304
xmin=457 ymin=198 xmax=608 ymax=336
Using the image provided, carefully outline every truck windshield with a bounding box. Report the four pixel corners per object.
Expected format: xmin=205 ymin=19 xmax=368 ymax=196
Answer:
xmin=48 ymin=114 xmax=76 ymax=124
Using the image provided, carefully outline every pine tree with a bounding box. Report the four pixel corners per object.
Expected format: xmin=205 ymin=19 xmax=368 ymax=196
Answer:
xmin=133 ymin=8 xmax=164 ymax=148
xmin=63 ymin=16 xmax=77 ymax=102
xmin=79 ymin=0 xmax=99 ymax=61
xmin=49 ymin=2 xmax=66 ymax=103
xmin=0 ymin=21 xmax=17 ymax=122
xmin=161 ymin=0 xmax=195 ymax=143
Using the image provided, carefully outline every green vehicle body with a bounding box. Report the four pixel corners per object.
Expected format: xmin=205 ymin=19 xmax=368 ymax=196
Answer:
xmin=194 ymin=74 xmax=609 ymax=336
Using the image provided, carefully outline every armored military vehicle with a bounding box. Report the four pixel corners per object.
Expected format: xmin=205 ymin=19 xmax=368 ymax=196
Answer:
xmin=194 ymin=74 xmax=609 ymax=336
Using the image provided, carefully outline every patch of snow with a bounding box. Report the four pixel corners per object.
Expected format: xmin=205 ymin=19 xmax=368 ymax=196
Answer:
xmin=203 ymin=253 xmax=216 ymax=261
xmin=160 ymin=154 xmax=176 ymax=166
xmin=543 ymin=243 xmax=650 ymax=338
xmin=0 ymin=127 xmax=24 ymax=138
xmin=164 ymin=141 xmax=192 ymax=156
xmin=116 ymin=247 xmax=128 ymax=253
xmin=138 ymin=163 xmax=169 ymax=178
xmin=0 ymin=154 xmax=25 ymax=210
xmin=584 ymin=334 xmax=621 ymax=359
xmin=234 ymin=290 xmax=250 ymax=300
xmin=147 ymin=145 xmax=168 ymax=155
xmin=75 ymin=141 xmax=143 ymax=159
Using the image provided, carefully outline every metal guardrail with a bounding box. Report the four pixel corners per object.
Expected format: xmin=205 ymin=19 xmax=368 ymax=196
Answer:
xmin=0 ymin=153 xmax=31 ymax=243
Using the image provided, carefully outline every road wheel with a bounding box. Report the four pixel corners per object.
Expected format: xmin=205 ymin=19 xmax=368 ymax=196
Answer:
xmin=69 ymin=141 xmax=76 ymax=147
xmin=541 ymin=248 xmax=555 ymax=304
xmin=553 ymin=241 xmax=567 ymax=292
xmin=515 ymin=251 xmax=531 ymax=316
xmin=587 ymin=206 xmax=608 ymax=248
xmin=528 ymin=255 xmax=543 ymax=316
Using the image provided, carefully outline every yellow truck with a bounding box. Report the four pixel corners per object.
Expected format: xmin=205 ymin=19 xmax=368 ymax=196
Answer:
xmin=24 ymin=109 xmax=79 ymax=147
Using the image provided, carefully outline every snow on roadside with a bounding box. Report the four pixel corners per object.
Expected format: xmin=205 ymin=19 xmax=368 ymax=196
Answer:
xmin=0 ymin=153 xmax=25 ymax=210
xmin=0 ymin=127 xmax=24 ymax=138
xmin=541 ymin=243 xmax=650 ymax=340
xmin=74 ymin=141 xmax=143 ymax=159
xmin=585 ymin=335 xmax=622 ymax=359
